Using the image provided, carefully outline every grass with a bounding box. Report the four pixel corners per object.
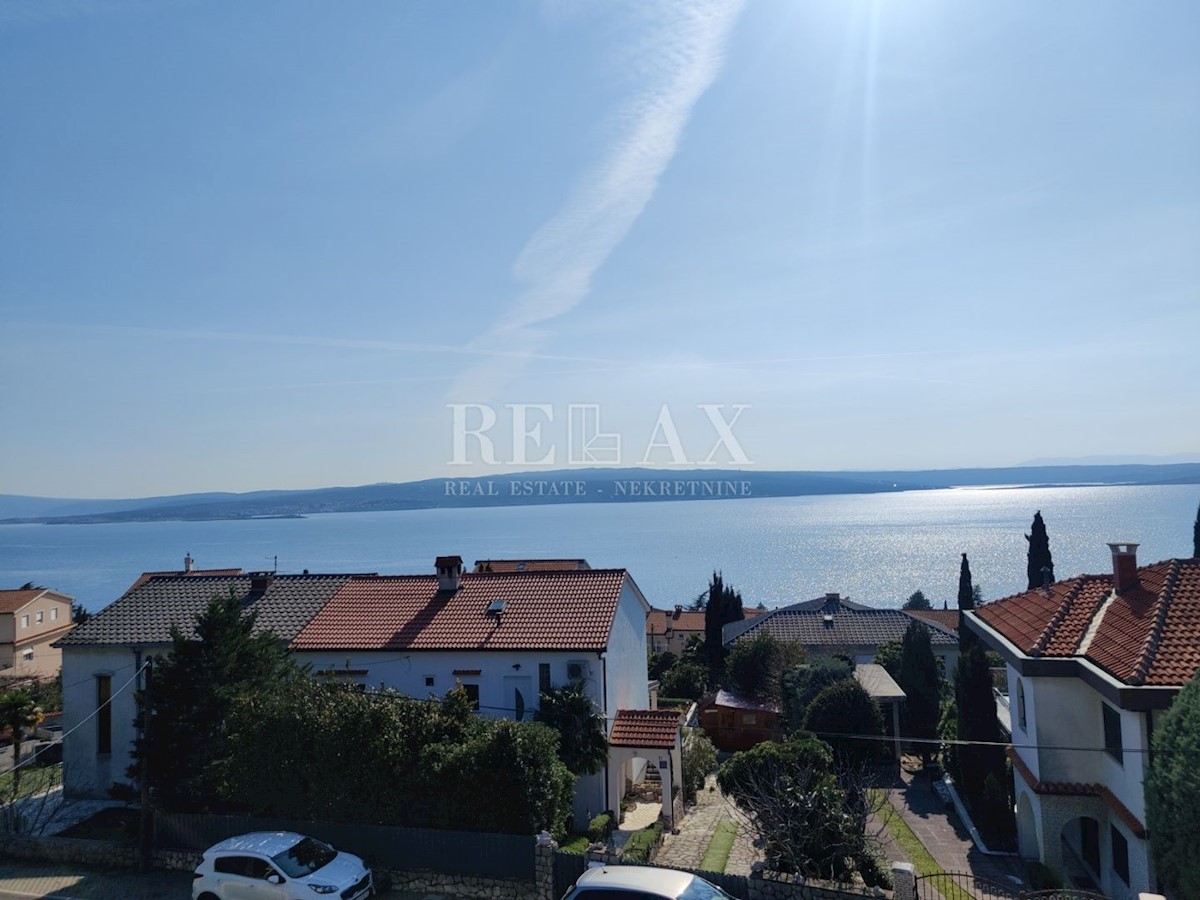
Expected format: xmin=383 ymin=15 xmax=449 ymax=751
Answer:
xmin=873 ymin=789 xmax=974 ymax=900
xmin=0 ymin=761 xmax=62 ymax=802
xmin=558 ymin=834 xmax=590 ymax=854
xmin=698 ymin=819 xmax=737 ymax=873
xmin=58 ymin=806 xmax=140 ymax=843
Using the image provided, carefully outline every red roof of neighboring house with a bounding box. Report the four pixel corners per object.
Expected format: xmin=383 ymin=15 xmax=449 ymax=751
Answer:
xmin=473 ymin=559 xmax=590 ymax=573
xmin=647 ymin=606 xmax=766 ymax=636
xmin=0 ymin=588 xmax=73 ymax=614
xmin=975 ymin=557 xmax=1200 ymax=687
xmin=609 ymin=709 xmax=682 ymax=748
xmin=126 ymin=568 xmax=244 ymax=592
xmin=905 ymin=609 xmax=960 ymax=635
xmin=291 ymin=569 xmax=632 ymax=652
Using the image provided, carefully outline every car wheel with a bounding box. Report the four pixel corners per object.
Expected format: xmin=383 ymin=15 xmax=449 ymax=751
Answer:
xmin=197 ymin=893 xmax=221 ymax=900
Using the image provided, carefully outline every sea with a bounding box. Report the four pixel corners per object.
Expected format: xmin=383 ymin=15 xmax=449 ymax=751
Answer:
xmin=2 ymin=484 xmax=1197 ymax=613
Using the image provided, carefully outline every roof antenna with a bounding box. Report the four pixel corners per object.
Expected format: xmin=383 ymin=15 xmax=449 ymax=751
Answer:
xmin=266 ymin=555 xmax=278 ymax=574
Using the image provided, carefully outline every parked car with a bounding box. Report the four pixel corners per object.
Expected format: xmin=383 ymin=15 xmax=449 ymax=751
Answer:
xmin=192 ymin=832 xmax=372 ymax=900
xmin=560 ymin=865 xmax=735 ymax=900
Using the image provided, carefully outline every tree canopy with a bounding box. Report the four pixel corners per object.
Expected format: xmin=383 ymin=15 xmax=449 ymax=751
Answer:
xmin=1193 ymin=501 xmax=1199 ymax=559
xmin=131 ymin=589 xmax=299 ymax=812
xmin=702 ymin=572 xmax=744 ymax=673
xmin=902 ymin=590 xmax=932 ymax=610
xmin=0 ymin=689 xmax=44 ymax=799
xmin=957 ymin=553 xmax=977 ymax=652
xmin=534 ymin=681 xmax=608 ymax=776
xmin=953 ymin=642 xmax=1010 ymax=842
xmin=802 ymin=679 xmax=885 ymax=768
xmin=724 ymin=631 xmax=801 ymax=701
xmin=780 ymin=656 xmax=853 ymax=734
xmin=1025 ymin=510 xmax=1055 ymax=590
xmin=1146 ymin=677 xmax=1200 ymax=899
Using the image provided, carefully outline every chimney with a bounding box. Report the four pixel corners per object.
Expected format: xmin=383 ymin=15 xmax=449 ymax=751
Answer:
xmin=435 ymin=555 xmax=464 ymax=592
xmin=249 ymin=572 xmax=274 ymax=593
xmin=184 ymin=553 xmax=194 ymax=573
xmin=1108 ymin=543 xmax=1139 ymax=593
xmin=673 ymin=605 xmax=683 ymax=619
xmin=824 ymin=592 xmax=840 ymax=613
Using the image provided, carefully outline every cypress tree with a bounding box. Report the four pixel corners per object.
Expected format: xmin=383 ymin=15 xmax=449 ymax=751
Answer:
xmin=1193 ymin=502 xmax=1199 ymax=559
xmin=1025 ymin=510 xmax=1055 ymax=590
xmin=897 ymin=621 xmax=941 ymax=764
xmin=957 ymin=553 xmax=976 ymax=652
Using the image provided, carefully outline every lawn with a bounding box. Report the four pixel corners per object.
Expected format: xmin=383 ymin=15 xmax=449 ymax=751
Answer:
xmin=873 ymin=790 xmax=973 ymax=900
xmin=0 ymin=762 xmax=62 ymax=802
xmin=698 ymin=819 xmax=737 ymax=873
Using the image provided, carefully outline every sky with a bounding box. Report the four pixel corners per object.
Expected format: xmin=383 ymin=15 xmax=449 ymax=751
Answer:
xmin=2 ymin=0 xmax=1198 ymax=498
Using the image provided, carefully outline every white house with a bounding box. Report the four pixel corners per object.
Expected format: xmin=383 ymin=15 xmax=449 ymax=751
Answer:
xmin=289 ymin=555 xmax=662 ymax=825
xmin=57 ymin=555 xmax=670 ymax=829
xmin=967 ymin=543 xmax=1200 ymax=900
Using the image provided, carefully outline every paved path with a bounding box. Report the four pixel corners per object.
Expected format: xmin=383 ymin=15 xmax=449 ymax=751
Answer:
xmin=656 ymin=776 xmax=757 ymax=876
xmin=885 ymin=765 xmax=1028 ymax=891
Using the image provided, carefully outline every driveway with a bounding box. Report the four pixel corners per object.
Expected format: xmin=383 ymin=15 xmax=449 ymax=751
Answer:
xmin=0 ymin=860 xmax=192 ymax=899
xmin=654 ymin=775 xmax=758 ymax=875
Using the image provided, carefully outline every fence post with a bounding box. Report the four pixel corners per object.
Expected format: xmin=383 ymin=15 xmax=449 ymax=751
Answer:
xmin=535 ymin=831 xmax=557 ymax=900
xmin=890 ymin=862 xmax=916 ymax=900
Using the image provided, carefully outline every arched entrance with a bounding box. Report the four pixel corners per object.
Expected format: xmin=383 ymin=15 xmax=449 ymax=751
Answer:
xmin=1016 ymin=792 xmax=1039 ymax=859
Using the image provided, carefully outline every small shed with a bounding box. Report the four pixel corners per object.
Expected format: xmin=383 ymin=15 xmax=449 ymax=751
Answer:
xmin=698 ymin=689 xmax=782 ymax=752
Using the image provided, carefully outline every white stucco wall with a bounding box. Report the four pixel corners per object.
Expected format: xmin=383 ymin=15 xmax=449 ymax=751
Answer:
xmin=603 ymin=580 xmax=651 ymax=720
xmin=61 ymin=645 xmax=152 ymax=799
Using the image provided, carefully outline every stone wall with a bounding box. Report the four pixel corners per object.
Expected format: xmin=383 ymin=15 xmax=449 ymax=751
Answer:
xmin=381 ymin=868 xmax=535 ymax=900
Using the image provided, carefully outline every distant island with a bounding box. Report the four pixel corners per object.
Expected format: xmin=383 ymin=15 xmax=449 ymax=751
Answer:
xmin=2 ymin=463 xmax=1198 ymax=525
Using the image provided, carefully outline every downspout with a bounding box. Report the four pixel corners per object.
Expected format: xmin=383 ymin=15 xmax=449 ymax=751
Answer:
xmin=599 ymin=651 xmax=609 ymax=814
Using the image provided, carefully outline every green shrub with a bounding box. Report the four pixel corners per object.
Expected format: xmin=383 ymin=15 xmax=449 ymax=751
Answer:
xmin=587 ymin=811 xmax=613 ymax=843
xmin=682 ymin=728 xmax=717 ymax=803
xmin=1026 ymin=861 xmax=1060 ymax=891
xmin=622 ymin=821 xmax=664 ymax=863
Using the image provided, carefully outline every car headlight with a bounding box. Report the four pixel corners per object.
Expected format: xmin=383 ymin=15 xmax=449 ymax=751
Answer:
xmin=308 ymin=885 xmax=337 ymax=895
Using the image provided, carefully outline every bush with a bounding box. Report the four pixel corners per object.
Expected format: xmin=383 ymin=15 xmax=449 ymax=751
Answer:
xmin=622 ymin=821 xmax=664 ymax=862
xmin=587 ymin=811 xmax=613 ymax=843
xmin=682 ymin=728 xmax=718 ymax=803
xmin=780 ymin=657 xmax=852 ymax=732
xmin=802 ymin=679 xmax=885 ymax=767
xmin=659 ymin=661 xmax=708 ymax=701
xmin=1146 ymin=676 xmax=1200 ymax=899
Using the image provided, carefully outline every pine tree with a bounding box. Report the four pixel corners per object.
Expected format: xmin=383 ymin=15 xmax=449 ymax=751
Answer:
xmin=1025 ymin=510 xmax=1055 ymax=590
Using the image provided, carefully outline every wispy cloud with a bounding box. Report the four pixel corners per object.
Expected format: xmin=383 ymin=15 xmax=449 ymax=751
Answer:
xmin=452 ymin=0 xmax=745 ymax=398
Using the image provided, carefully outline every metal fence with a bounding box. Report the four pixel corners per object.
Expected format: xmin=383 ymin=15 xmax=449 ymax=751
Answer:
xmin=157 ymin=812 xmax=534 ymax=881
xmin=915 ymin=871 xmax=1110 ymax=900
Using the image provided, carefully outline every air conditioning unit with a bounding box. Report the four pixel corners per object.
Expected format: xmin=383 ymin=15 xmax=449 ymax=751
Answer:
xmin=567 ymin=660 xmax=588 ymax=681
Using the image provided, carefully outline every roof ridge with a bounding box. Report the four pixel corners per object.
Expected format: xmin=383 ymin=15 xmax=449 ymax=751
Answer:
xmin=1033 ymin=576 xmax=1089 ymax=656
xmin=1131 ymin=557 xmax=1180 ymax=686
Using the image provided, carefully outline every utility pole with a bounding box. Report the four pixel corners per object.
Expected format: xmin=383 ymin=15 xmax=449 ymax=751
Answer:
xmin=138 ymin=658 xmax=154 ymax=873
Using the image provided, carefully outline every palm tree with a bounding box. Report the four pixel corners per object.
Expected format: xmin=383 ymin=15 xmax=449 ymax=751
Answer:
xmin=0 ymin=689 xmax=45 ymax=799
xmin=534 ymin=682 xmax=608 ymax=776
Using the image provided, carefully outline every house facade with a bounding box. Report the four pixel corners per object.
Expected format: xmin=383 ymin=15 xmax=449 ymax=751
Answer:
xmin=290 ymin=556 xmax=654 ymax=825
xmin=58 ymin=555 xmax=663 ymax=830
xmin=968 ymin=544 xmax=1199 ymax=899
xmin=0 ymin=588 xmax=75 ymax=679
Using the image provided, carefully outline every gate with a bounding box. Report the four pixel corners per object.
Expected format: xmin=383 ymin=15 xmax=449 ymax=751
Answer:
xmin=915 ymin=872 xmax=1109 ymax=900
xmin=553 ymin=849 xmax=589 ymax=899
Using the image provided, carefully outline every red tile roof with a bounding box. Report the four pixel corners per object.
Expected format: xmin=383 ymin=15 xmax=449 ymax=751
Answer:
xmin=646 ymin=606 xmax=766 ymax=637
xmin=904 ymin=609 xmax=960 ymax=635
xmin=291 ymin=569 xmax=630 ymax=652
xmin=0 ymin=590 xmax=47 ymax=614
xmin=1009 ymin=748 xmax=1145 ymax=837
xmin=609 ymin=709 xmax=682 ymax=749
xmin=975 ymin=558 xmax=1200 ymax=687
xmin=473 ymin=559 xmax=590 ymax=573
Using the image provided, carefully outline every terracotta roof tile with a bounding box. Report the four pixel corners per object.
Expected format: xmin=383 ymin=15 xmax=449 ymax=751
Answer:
xmin=609 ymin=709 xmax=682 ymax=749
xmin=291 ymin=570 xmax=628 ymax=652
xmin=1009 ymin=748 xmax=1145 ymax=837
xmin=0 ymin=589 xmax=53 ymax=614
xmin=473 ymin=559 xmax=590 ymax=573
xmin=904 ymin=609 xmax=960 ymax=635
xmin=976 ymin=558 xmax=1200 ymax=687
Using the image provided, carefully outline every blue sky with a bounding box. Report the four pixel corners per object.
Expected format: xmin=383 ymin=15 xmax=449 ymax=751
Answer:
xmin=2 ymin=0 xmax=1198 ymax=497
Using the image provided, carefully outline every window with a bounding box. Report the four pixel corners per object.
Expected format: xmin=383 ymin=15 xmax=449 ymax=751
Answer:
xmin=50 ymin=608 xmax=58 ymax=621
xmin=742 ymin=713 xmax=757 ymax=725
xmin=35 ymin=611 xmax=43 ymax=624
xmin=1016 ymin=680 xmax=1027 ymax=731
xmin=1081 ymin=817 xmax=1100 ymax=873
xmin=1111 ymin=825 xmax=1129 ymax=884
xmin=214 ymin=856 xmax=252 ymax=876
xmin=20 ymin=615 xmax=28 ymax=629
xmin=1102 ymin=702 xmax=1123 ymax=764
xmin=539 ymin=662 xmax=552 ymax=694
xmin=22 ymin=650 xmax=33 ymax=663
xmin=463 ymin=683 xmax=480 ymax=710
xmin=424 ymin=675 xmax=435 ymax=687
xmin=96 ymin=675 xmax=112 ymax=754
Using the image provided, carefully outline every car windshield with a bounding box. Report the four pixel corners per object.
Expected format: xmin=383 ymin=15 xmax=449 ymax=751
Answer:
xmin=679 ymin=878 xmax=736 ymax=900
xmin=270 ymin=837 xmax=337 ymax=878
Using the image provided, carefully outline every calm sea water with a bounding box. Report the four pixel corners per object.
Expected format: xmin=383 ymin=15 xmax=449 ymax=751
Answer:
xmin=2 ymin=485 xmax=1197 ymax=612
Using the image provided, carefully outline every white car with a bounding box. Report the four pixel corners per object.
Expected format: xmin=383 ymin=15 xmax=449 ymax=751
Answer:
xmin=560 ymin=866 xmax=736 ymax=900
xmin=192 ymin=832 xmax=373 ymax=900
